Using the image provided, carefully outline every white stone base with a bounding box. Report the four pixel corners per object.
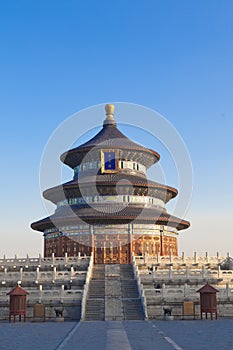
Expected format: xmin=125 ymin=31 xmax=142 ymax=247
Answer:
xmin=163 ymin=315 xmax=174 ymax=321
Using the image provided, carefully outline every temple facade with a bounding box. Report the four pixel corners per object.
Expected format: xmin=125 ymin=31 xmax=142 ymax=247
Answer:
xmin=31 ymin=104 xmax=190 ymax=263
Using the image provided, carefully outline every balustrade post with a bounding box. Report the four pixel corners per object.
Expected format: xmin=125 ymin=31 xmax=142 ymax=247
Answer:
xmin=202 ymin=265 xmax=205 ymax=279
xmin=70 ymin=266 xmax=74 ymax=279
xmin=152 ymin=265 xmax=156 ymax=281
xmin=169 ymin=266 xmax=173 ymax=280
xmin=185 ymin=266 xmax=189 ymax=280
xmin=162 ymin=283 xmax=165 ymax=299
xmin=36 ymin=267 xmax=40 ymax=280
xmin=60 ymin=285 xmax=64 ymax=303
xmin=53 ymin=266 xmax=57 ymax=280
xmin=39 ymin=285 xmax=43 ymax=303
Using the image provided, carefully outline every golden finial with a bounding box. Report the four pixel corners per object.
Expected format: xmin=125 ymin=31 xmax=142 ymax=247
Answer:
xmin=104 ymin=104 xmax=116 ymax=126
xmin=105 ymin=104 xmax=115 ymax=117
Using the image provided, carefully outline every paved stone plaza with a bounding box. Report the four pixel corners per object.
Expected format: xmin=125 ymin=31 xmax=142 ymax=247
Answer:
xmin=0 ymin=319 xmax=233 ymax=350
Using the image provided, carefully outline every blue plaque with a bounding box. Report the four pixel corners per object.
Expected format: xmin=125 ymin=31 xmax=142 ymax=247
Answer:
xmin=104 ymin=152 xmax=116 ymax=170
xmin=101 ymin=150 xmax=118 ymax=173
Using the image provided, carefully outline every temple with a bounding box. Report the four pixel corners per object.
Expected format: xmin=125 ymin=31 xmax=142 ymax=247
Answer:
xmin=31 ymin=104 xmax=190 ymax=263
xmin=2 ymin=106 xmax=232 ymax=323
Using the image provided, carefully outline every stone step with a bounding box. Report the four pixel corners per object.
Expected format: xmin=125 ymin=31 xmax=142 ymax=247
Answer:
xmin=87 ymin=276 xmax=105 ymax=300
xmin=88 ymin=292 xmax=105 ymax=298
xmin=84 ymin=263 xmax=144 ymax=321
xmin=85 ymin=298 xmax=105 ymax=321
xmin=122 ymin=299 xmax=144 ymax=320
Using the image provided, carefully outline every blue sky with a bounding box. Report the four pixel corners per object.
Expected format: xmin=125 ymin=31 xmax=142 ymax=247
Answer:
xmin=0 ymin=0 xmax=232 ymax=257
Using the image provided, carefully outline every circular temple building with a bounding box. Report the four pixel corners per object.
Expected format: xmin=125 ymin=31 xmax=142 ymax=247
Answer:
xmin=31 ymin=104 xmax=190 ymax=264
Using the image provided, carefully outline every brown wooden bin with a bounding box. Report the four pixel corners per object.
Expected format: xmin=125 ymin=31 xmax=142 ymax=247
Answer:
xmin=183 ymin=301 xmax=195 ymax=319
xmin=33 ymin=303 xmax=46 ymax=322
xmin=197 ymin=283 xmax=219 ymax=320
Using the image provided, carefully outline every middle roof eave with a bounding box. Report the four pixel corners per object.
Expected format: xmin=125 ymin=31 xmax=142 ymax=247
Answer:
xmin=43 ymin=173 xmax=178 ymax=203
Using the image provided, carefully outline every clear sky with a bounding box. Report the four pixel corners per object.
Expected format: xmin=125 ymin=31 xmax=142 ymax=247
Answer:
xmin=0 ymin=0 xmax=232 ymax=257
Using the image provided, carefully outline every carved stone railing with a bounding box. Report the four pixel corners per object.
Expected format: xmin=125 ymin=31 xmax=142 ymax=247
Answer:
xmin=134 ymin=252 xmax=227 ymax=269
xmin=0 ymin=254 xmax=90 ymax=287
xmin=0 ymin=253 xmax=90 ymax=268
xmin=132 ymin=253 xmax=148 ymax=320
xmin=0 ymin=285 xmax=83 ymax=303
xmin=138 ymin=267 xmax=233 ymax=284
xmin=81 ymin=252 xmax=94 ymax=320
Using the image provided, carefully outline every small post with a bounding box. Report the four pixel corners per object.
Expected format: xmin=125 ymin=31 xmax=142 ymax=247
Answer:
xmin=202 ymin=265 xmax=205 ymax=279
xmin=39 ymin=285 xmax=43 ymax=303
xmin=169 ymin=266 xmax=173 ymax=281
xmin=53 ymin=266 xmax=56 ymax=280
xmin=161 ymin=283 xmax=166 ymax=299
xmin=36 ymin=267 xmax=40 ymax=280
xmin=70 ymin=266 xmax=74 ymax=279
xmin=185 ymin=266 xmax=189 ymax=280
xmin=60 ymin=285 xmax=64 ymax=303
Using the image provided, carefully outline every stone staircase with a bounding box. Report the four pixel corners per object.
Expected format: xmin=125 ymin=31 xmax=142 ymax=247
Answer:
xmin=84 ymin=264 xmax=144 ymax=321
xmin=120 ymin=265 xmax=144 ymax=320
xmin=85 ymin=265 xmax=105 ymax=321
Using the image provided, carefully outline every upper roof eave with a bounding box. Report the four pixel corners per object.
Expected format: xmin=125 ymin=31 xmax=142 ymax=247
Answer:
xmin=60 ymin=123 xmax=160 ymax=169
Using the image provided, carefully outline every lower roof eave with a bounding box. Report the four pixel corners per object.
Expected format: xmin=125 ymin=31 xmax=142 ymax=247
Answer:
xmin=31 ymin=216 xmax=190 ymax=233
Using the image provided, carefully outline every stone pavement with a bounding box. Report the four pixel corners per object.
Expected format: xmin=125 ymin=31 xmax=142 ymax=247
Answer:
xmin=0 ymin=322 xmax=75 ymax=350
xmin=0 ymin=319 xmax=233 ymax=350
